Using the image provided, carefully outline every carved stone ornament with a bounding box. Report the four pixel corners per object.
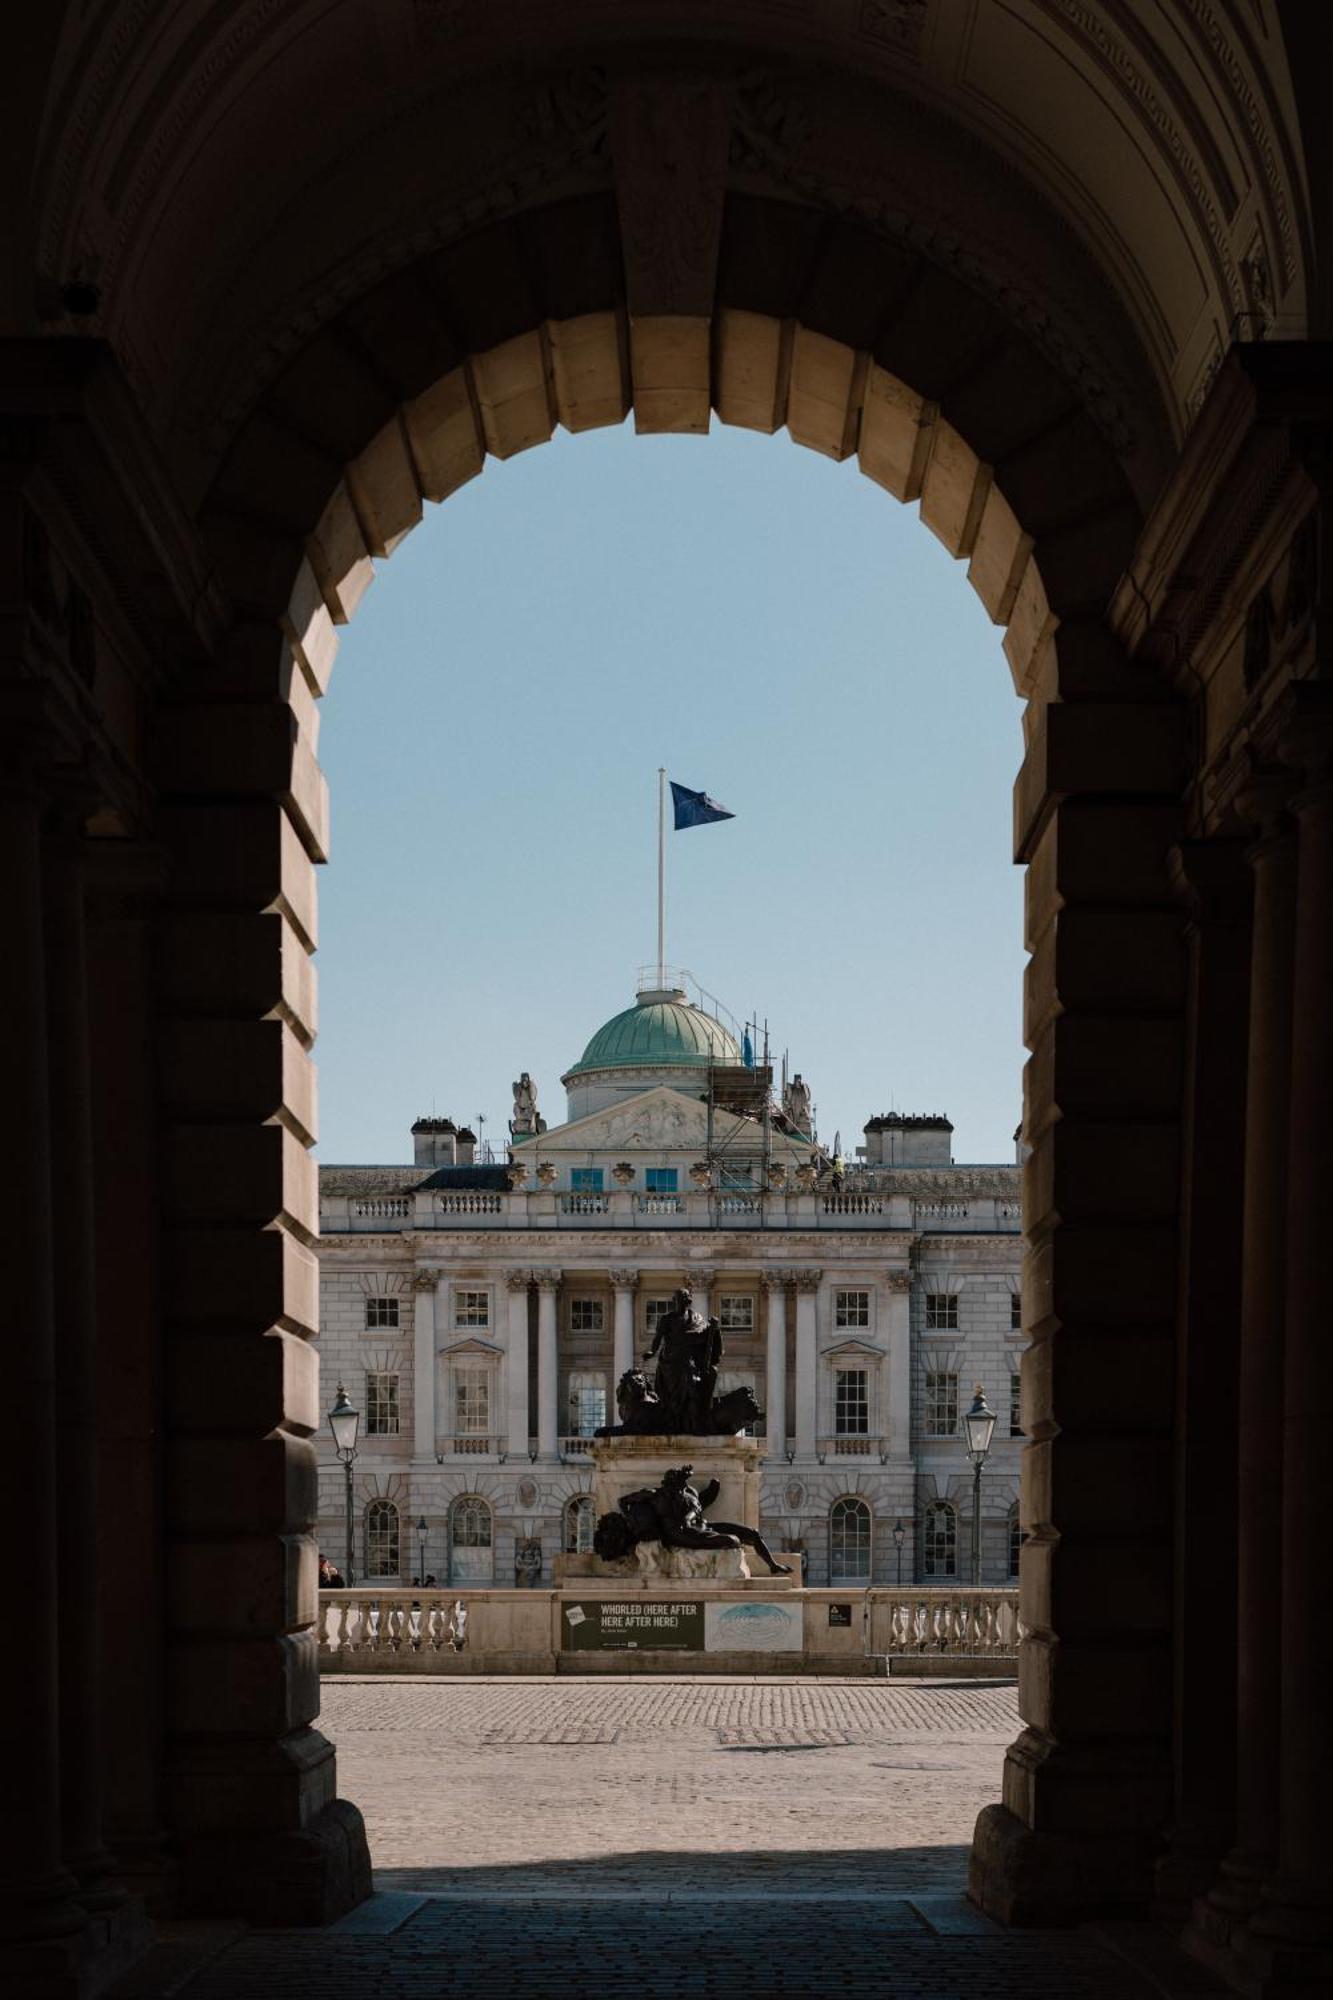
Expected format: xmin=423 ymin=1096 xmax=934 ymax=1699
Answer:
xmin=535 ymin=1162 xmax=557 ymax=1187
xmin=611 ymin=1161 xmax=636 ymax=1185
xmin=534 ymin=1269 xmax=562 ymax=1292
xmin=785 ymin=1481 xmax=806 ymax=1511
xmin=505 ymin=1268 xmax=532 ymax=1291
xmin=609 ymin=1268 xmax=639 ymax=1290
xmin=767 ymin=1162 xmax=788 ymax=1188
xmin=506 ymin=1163 xmax=528 ymax=1189
xmin=794 ymin=1165 xmax=819 ymax=1192
xmin=688 ymin=1161 xmax=712 ymax=1188
xmin=516 ymin=1477 xmax=539 ymax=1509
xmin=885 ymin=1270 xmax=912 ymax=1292
xmin=792 ymin=1269 xmax=823 ymax=1293
xmin=761 ymin=1271 xmax=789 ymax=1293
xmin=412 ymin=1271 xmax=438 ymax=1293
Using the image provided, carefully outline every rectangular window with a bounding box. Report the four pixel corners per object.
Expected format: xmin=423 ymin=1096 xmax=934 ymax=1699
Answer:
xmin=567 ymin=1373 xmax=607 ymax=1437
xmin=645 ymin=1168 xmax=678 ymax=1193
xmin=718 ymin=1294 xmax=754 ymax=1332
xmin=925 ymin=1293 xmax=959 ymax=1330
xmin=569 ymin=1297 xmax=604 ymax=1333
xmin=644 ymin=1297 xmax=672 ymax=1336
xmin=1010 ymin=1374 xmax=1024 ymax=1437
xmin=835 ymin=1289 xmax=870 ymax=1328
xmin=364 ymin=1371 xmax=400 ymax=1436
xmin=364 ymin=1296 xmax=399 ymax=1329
xmin=453 ymin=1289 xmax=490 ymax=1329
xmin=834 ymin=1368 xmax=869 ymax=1435
xmin=453 ymin=1366 xmax=490 ymax=1436
xmin=570 ymin=1168 xmax=604 ymax=1192
xmin=1010 ymin=1292 xmax=1023 ymax=1331
xmin=925 ymin=1370 xmax=959 ymax=1437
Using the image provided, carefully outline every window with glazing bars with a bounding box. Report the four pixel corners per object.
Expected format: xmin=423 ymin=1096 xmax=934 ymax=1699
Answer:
xmin=834 ymin=1368 xmax=869 ymax=1434
xmin=364 ymin=1371 xmax=400 ymax=1436
xmin=718 ymin=1294 xmax=754 ymax=1331
xmin=569 ymin=1297 xmax=604 ymax=1333
xmin=1010 ymin=1373 xmax=1023 ymax=1437
xmin=453 ymin=1366 xmax=490 ymax=1435
xmin=835 ymin=1289 xmax=870 ymax=1327
xmin=365 ymin=1499 xmax=400 ymax=1578
xmin=453 ymin=1290 xmax=490 ymax=1328
xmin=567 ymin=1372 xmax=607 ymax=1437
xmin=925 ymin=1370 xmax=959 ymax=1436
xmin=923 ymin=1501 xmax=956 ymax=1577
xmin=364 ymin=1296 xmax=399 ymax=1329
xmin=925 ymin=1293 xmax=958 ymax=1330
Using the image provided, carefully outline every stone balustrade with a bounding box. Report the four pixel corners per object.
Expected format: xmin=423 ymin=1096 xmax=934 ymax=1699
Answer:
xmin=321 ymin=1186 xmax=1022 ymax=1234
xmin=317 ymin=1585 xmax=1020 ymax=1674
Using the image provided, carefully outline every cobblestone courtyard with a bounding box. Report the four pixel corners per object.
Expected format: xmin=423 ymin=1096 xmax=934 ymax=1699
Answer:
xmin=114 ymin=1678 xmax=1224 ymax=1999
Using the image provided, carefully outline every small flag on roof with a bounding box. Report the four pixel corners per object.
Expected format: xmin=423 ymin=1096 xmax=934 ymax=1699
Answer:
xmin=670 ymin=780 xmax=735 ymax=830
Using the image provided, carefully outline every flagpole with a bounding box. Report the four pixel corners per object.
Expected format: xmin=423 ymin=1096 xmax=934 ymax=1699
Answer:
xmin=657 ymin=767 xmax=666 ymax=987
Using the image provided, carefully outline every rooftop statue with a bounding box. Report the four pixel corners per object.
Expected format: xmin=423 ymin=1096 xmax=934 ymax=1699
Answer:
xmin=783 ymin=1072 xmax=813 ymax=1132
xmin=510 ymin=1071 xmax=546 ymax=1135
xmin=595 ymin=1286 xmax=760 ymax=1436
xmin=593 ymin=1464 xmax=791 ymax=1575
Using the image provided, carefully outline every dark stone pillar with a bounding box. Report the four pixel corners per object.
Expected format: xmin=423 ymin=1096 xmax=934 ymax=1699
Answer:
xmin=0 ymin=734 xmax=89 ymax=1981
xmin=1240 ymin=692 xmax=1333 ymax=1989
xmin=1189 ymin=781 xmax=1297 ymax=1963
xmin=1155 ymin=841 xmax=1251 ymax=1916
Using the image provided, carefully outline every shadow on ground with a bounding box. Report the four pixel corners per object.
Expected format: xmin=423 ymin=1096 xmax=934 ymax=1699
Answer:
xmin=373 ymin=1841 xmax=974 ymax=1897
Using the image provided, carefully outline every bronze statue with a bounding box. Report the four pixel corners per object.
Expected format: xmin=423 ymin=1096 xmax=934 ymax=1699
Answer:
xmin=596 ymin=1286 xmax=760 ymax=1436
xmin=593 ymin=1463 xmax=791 ymax=1575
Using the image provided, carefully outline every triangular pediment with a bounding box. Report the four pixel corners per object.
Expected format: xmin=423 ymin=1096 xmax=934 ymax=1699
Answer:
xmin=437 ymin=1336 xmax=505 ymax=1359
xmin=512 ymin=1084 xmax=814 ymax=1160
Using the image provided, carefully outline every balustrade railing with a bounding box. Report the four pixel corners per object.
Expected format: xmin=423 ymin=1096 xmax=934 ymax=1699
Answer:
xmin=817 ymin=1434 xmax=886 ymax=1458
xmin=636 ymin=1193 xmax=683 ymax=1214
xmin=436 ymin=1192 xmax=503 ymax=1215
xmin=821 ymin=1193 xmax=884 ymax=1215
xmin=559 ymin=1435 xmax=596 ymax=1458
xmin=436 ymin=1435 xmax=498 ymax=1457
xmin=560 ymin=1192 xmax=610 ymax=1215
xmin=352 ymin=1196 xmax=411 ymax=1219
xmin=872 ymin=1589 xmax=1019 ymax=1659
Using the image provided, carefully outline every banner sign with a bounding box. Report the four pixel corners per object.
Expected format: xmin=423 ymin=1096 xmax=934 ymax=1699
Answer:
xmin=560 ymin=1598 xmax=804 ymax=1652
xmin=563 ymin=1600 xmax=704 ymax=1650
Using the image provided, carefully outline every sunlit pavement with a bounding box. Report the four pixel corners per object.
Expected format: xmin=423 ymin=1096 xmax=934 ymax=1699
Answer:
xmin=110 ymin=1678 xmax=1225 ymax=1998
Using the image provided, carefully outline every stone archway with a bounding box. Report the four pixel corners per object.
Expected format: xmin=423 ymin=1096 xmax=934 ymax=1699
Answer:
xmin=155 ymin=166 xmax=1190 ymax=1927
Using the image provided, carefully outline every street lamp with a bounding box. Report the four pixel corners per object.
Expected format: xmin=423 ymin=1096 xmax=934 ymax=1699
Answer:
xmin=892 ymin=1517 xmax=906 ymax=1589
xmin=416 ymin=1514 xmax=429 ymax=1588
xmin=327 ymin=1382 xmax=360 ymax=1586
xmin=964 ymin=1384 xmax=997 ymax=1586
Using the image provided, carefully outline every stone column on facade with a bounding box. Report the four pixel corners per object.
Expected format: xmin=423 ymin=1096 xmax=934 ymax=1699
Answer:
xmin=1154 ymin=840 xmax=1252 ymax=1918
xmin=1244 ymin=695 xmax=1333 ymax=1977
xmin=411 ymin=1273 xmax=438 ymax=1462
xmin=536 ymin=1272 xmax=561 ymax=1459
xmin=609 ymin=1269 xmax=638 ymax=1388
xmin=505 ymin=1270 xmax=532 ymax=1458
xmin=691 ymin=1267 xmax=715 ymax=1323
xmin=0 ymin=748 xmax=87 ymax=1960
xmin=1192 ymin=782 xmax=1298 ymax=1950
xmin=792 ymin=1271 xmax=821 ymax=1459
xmin=44 ymin=806 xmax=122 ymax=1909
xmin=885 ymin=1269 xmax=912 ymax=1463
xmin=762 ymin=1274 xmax=789 ymax=1458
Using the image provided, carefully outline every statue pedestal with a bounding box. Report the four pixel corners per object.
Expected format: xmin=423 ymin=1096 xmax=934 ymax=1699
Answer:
xmin=551 ymin=1433 xmax=796 ymax=1588
xmin=590 ymin=1432 xmax=761 ymax=1530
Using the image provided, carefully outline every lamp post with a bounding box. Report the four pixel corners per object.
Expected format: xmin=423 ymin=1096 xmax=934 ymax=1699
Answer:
xmin=328 ymin=1382 xmax=360 ymax=1586
xmin=892 ymin=1517 xmax=906 ymax=1588
xmin=964 ymin=1384 xmax=997 ymax=1586
xmin=416 ymin=1514 xmax=429 ymax=1588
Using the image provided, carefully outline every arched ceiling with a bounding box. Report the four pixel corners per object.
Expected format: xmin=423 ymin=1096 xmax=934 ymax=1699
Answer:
xmin=22 ymin=0 xmax=1315 ymax=515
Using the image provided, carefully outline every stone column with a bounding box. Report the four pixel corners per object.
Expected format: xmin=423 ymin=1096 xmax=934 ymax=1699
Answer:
xmin=1156 ymin=841 xmax=1251 ymax=1917
xmin=505 ymin=1270 xmax=532 ymax=1458
xmin=1194 ymin=782 xmax=1297 ymax=1948
xmin=885 ymin=1270 xmax=912 ymax=1462
xmin=692 ymin=1267 xmax=715 ymax=1322
xmin=0 ymin=750 xmax=87 ymax=1960
xmin=1245 ymin=696 xmax=1333 ymax=1978
xmin=793 ymin=1271 xmax=820 ymax=1459
xmin=610 ymin=1269 xmax=638 ymax=1386
xmin=762 ymin=1274 xmax=788 ymax=1458
xmin=411 ymin=1274 xmax=438 ymax=1461
xmin=44 ymin=809 xmax=121 ymax=1908
xmin=536 ymin=1272 xmax=561 ymax=1459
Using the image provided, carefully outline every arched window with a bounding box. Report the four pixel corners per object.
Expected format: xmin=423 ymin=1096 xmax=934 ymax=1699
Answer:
xmin=564 ymin=1494 xmax=595 ymax=1554
xmin=449 ymin=1495 xmax=493 ymax=1582
xmin=365 ymin=1498 xmax=400 ymax=1579
xmin=924 ymin=1500 xmax=957 ymax=1578
xmin=1008 ymin=1506 xmax=1022 ymax=1579
xmin=829 ymin=1496 xmax=872 ymax=1584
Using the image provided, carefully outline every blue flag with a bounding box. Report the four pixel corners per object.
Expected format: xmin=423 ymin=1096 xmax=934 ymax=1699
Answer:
xmin=670 ymin=781 xmax=735 ymax=831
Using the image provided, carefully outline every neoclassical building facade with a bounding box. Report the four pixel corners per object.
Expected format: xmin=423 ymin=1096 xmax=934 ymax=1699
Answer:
xmin=315 ymin=983 xmax=1023 ymax=1588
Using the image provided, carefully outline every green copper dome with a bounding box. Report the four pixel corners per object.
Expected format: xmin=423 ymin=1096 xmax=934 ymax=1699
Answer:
xmin=565 ymin=988 xmax=742 ymax=1077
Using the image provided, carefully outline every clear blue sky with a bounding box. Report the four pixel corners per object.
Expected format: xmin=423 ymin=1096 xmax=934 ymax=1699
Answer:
xmin=316 ymin=420 xmax=1026 ymax=1167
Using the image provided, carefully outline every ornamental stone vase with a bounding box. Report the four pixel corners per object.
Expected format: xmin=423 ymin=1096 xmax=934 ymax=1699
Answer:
xmin=611 ymin=1161 xmax=635 ymax=1186
xmin=535 ymin=1162 xmax=557 ymax=1187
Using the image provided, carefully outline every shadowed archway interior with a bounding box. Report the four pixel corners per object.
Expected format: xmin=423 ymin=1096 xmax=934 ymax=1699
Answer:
xmin=5 ymin=10 xmax=1332 ymax=1996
